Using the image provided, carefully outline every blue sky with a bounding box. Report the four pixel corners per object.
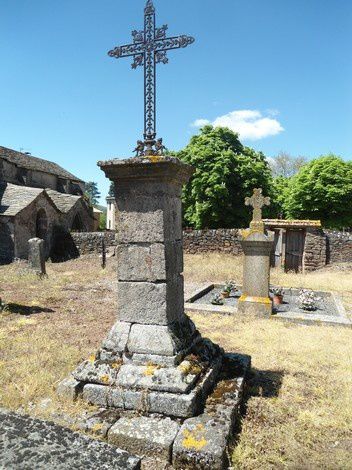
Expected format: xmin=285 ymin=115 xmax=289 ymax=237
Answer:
xmin=1 ymin=0 xmax=351 ymax=201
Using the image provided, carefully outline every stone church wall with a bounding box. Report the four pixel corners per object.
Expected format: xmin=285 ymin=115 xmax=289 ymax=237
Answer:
xmin=14 ymin=195 xmax=60 ymax=259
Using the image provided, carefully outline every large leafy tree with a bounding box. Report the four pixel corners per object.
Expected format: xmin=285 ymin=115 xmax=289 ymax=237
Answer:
xmin=175 ymin=126 xmax=273 ymax=228
xmin=284 ymin=155 xmax=352 ymax=228
xmin=85 ymin=181 xmax=101 ymax=205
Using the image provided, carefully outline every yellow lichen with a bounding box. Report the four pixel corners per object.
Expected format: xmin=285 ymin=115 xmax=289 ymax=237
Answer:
xmin=88 ymin=354 xmax=96 ymax=363
xmin=111 ymin=361 xmax=122 ymax=370
xmin=90 ymin=422 xmax=104 ymax=433
xmin=99 ymin=375 xmax=110 ymax=384
xmin=147 ymin=155 xmax=163 ymax=163
xmin=182 ymin=425 xmax=207 ymax=451
xmin=143 ymin=363 xmax=160 ymax=376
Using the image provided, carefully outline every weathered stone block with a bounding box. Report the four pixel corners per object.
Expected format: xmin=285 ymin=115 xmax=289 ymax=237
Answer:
xmin=108 ymin=416 xmax=180 ymax=461
xmin=117 ymin=241 xmax=183 ymax=281
xmin=173 ymin=414 xmax=231 ymax=470
xmin=83 ymin=384 xmax=109 ymax=407
xmin=102 ymin=321 xmax=131 ymax=353
xmin=124 ymin=352 xmax=183 ymax=367
xmin=28 ymin=238 xmax=46 ymax=275
xmin=116 ymin=197 xmax=182 ymax=243
xmin=73 ymin=360 xmax=120 ymax=386
xmin=127 ymin=324 xmax=179 ymax=356
xmin=57 ymin=376 xmax=83 ymax=401
xmin=116 ymin=362 xmax=200 ymax=394
xmin=118 ymin=277 xmax=184 ymax=325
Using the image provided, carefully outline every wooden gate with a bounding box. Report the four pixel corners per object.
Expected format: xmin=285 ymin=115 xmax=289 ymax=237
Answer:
xmin=285 ymin=229 xmax=305 ymax=272
xmin=270 ymin=230 xmax=282 ymax=268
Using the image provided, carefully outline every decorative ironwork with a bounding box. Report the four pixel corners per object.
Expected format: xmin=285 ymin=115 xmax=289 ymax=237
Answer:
xmin=108 ymin=0 xmax=195 ymax=156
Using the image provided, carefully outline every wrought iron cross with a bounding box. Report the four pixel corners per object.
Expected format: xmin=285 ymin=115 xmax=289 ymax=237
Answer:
xmin=245 ymin=188 xmax=271 ymax=222
xmin=108 ymin=0 xmax=195 ymax=157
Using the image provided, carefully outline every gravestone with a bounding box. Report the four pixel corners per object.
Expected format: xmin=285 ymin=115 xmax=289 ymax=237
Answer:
xmin=238 ymin=189 xmax=274 ymax=316
xmin=28 ymin=238 xmax=46 ymax=277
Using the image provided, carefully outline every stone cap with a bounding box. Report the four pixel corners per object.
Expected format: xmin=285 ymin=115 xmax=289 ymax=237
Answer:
xmin=98 ymin=156 xmax=194 ymax=185
xmin=263 ymin=219 xmax=322 ymax=229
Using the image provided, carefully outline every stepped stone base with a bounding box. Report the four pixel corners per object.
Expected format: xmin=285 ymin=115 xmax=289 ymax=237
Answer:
xmin=58 ymin=353 xmax=250 ymax=470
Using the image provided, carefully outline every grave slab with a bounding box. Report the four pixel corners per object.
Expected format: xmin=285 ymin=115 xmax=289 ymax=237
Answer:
xmin=0 ymin=409 xmax=140 ymax=470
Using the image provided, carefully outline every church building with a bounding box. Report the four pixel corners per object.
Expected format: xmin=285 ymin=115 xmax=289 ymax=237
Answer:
xmin=0 ymin=146 xmax=94 ymax=264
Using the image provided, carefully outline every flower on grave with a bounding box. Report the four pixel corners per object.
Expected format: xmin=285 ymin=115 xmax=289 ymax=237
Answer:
xmin=270 ymin=286 xmax=284 ymax=297
xmin=298 ymin=289 xmax=321 ymax=311
xmin=211 ymin=293 xmax=224 ymax=305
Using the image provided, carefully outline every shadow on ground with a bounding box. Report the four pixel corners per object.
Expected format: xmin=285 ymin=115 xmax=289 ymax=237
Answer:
xmin=3 ymin=303 xmax=55 ymax=316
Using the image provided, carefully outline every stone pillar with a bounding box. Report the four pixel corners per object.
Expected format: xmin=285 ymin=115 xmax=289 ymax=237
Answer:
xmin=28 ymin=238 xmax=46 ymax=276
xmin=104 ymin=156 xmax=196 ymax=356
xmin=62 ymin=156 xmax=223 ymax=419
xmin=238 ymin=230 xmax=274 ymax=316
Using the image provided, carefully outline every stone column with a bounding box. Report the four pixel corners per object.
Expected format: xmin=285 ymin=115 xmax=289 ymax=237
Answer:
xmin=62 ymin=156 xmax=223 ymax=419
xmin=238 ymin=230 xmax=274 ymax=316
xmin=28 ymin=238 xmax=46 ymax=276
xmin=102 ymin=156 xmax=196 ymax=357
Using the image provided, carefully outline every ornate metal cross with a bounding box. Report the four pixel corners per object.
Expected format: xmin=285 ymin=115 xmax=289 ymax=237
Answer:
xmin=245 ymin=188 xmax=271 ymax=222
xmin=108 ymin=0 xmax=195 ymax=157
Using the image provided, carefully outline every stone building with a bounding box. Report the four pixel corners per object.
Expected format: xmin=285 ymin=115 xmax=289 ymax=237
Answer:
xmin=106 ymin=196 xmax=117 ymax=230
xmin=0 ymin=146 xmax=94 ymax=263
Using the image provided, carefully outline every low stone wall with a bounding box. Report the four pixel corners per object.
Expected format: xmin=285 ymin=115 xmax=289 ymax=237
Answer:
xmin=70 ymin=232 xmax=117 ymax=255
xmin=325 ymin=230 xmax=352 ymax=264
xmin=183 ymin=228 xmax=242 ymax=255
xmin=69 ymin=229 xmax=352 ymax=268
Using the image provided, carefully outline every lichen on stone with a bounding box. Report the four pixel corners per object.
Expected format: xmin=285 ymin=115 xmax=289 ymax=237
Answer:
xmin=182 ymin=424 xmax=207 ymax=451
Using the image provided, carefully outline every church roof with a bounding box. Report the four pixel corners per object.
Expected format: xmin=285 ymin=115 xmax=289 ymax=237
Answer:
xmin=45 ymin=189 xmax=82 ymax=213
xmin=0 ymin=146 xmax=83 ymax=182
xmin=0 ymin=183 xmax=85 ymax=217
xmin=0 ymin=182 xmax=44 ymax=216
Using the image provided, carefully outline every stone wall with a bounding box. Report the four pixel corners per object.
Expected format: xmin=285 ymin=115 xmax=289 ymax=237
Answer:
xmin=183 ymin=229 xmax=242 ymax=255
xmin=325 ymin=230 xmax=352 ymax=264
xmin=69 ymin=228 xmax=352 ymax=269
xmin=70 ymin=232 xmax=117 ymax=255
xmin=303 ymin=228 xmax=327 ymax=272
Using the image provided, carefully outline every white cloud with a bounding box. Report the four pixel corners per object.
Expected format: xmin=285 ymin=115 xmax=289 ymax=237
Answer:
xmin=191 ymin=118 xmax=210 ymax=127
xmin=191 ymin=109 xmax=284 ymax=141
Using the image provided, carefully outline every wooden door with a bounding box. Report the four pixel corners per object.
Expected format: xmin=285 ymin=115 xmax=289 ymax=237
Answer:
xmin=285 ymin=229 xmax=305 ymax=272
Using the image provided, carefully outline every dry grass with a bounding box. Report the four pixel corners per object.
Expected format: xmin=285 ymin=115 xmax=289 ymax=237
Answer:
xmin=1 ymin=253 xmax=352 ymax=469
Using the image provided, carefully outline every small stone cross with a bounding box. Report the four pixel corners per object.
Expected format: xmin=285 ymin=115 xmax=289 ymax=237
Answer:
xmin=245 ymin=188 xmax=270 ymax=223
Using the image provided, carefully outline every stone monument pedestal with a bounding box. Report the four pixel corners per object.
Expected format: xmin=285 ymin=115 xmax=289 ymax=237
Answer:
xmin=238 ymin=228 xmax=274 ymax=316
xmin=58 ymin=156 xmax=250 ymax=468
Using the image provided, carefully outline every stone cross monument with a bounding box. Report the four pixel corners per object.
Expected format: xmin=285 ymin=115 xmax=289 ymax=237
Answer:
xmin=238 ymin=189 xmax=274 ymax=316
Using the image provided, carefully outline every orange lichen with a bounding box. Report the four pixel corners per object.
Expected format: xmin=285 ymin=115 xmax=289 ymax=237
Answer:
xmin=99 ymin=375 xmax=110 ymax=384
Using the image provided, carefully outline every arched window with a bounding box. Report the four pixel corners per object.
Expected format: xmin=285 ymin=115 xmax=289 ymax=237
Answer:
xmin=36 ymin=209 xmax=48 ymax=239
xmin=71 ymin=213 xmax=85 ymax=232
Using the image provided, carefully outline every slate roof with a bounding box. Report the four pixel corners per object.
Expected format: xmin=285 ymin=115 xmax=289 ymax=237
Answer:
xmin=45 ymin=189 xmax=81 ymax=213
xmin=0 ymin=183 xmax=84 ymax=217
xmin=0 ymin=182 xmax=43 ymax=216
xmin=0 ymin=146 xmax=83 ymax=182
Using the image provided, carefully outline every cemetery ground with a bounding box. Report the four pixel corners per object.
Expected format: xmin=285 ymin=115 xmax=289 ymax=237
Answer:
xmin=1 ymin=254 xmax=352 ymax=469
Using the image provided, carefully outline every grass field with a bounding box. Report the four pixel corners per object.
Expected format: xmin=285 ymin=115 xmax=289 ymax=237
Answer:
xmin=1 ymin=254 xmax=352 ymax=469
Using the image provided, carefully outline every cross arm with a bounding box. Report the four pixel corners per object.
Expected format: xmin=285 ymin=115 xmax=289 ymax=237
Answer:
xmin=154 ymin=35 xmax=195 ymax=52
xmin=108 ymin=42 xmax=145 ymax=59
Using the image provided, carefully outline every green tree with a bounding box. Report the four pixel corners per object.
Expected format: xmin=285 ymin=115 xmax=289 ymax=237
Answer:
xmin=85 ymin=182 xmax=101 ymax=205
xmin=175 ymin=125 xmax=273 ymax=228
xmin=108 ymin=182 xmax=116 ymax=198
xmin=284 ymin=154 xmax=352 ymax=228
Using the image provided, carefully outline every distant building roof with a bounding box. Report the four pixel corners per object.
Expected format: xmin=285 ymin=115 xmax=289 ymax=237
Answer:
xmin=263 ymin=219 xmax=322 ymax=229
xmin=0 ymin=146 xmax=83 ymax=182
xmin=0 ymin=182 xmax=43 ymax=216
xmin=45 ymin=189 xmax=81 ymax=213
